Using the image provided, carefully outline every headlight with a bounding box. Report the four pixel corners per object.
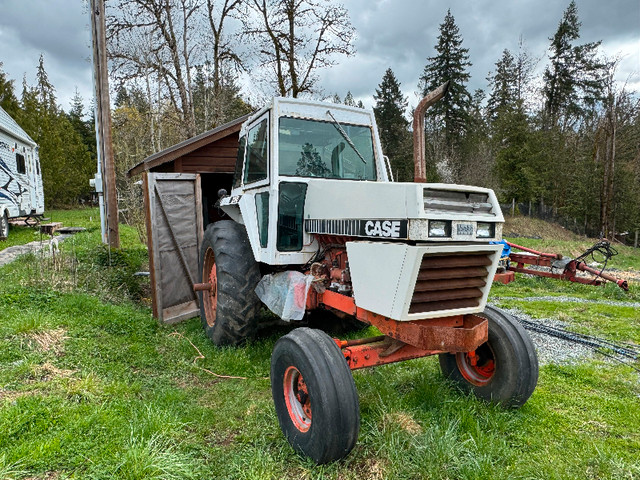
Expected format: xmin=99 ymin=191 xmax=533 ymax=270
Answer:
xmin=428 ymin=220 xmax=451 ymax=238
xmin=476 ymin=222 xmax=495 ymax=238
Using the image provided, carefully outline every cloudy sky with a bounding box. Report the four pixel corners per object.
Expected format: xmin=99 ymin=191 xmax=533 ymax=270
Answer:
xmin=0 ymin=0 xmax=638 ymax=114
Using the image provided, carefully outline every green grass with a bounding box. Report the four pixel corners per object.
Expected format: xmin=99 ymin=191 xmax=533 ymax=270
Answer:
xmin=0 ymin=208 xmax=102 ymax=251
xmin=0 ymin=218 xmax=638 ymax=478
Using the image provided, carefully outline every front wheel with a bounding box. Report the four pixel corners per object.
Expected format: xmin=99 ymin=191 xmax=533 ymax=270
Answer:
xmin=439 ymin=305 xmax=538 ymax=408
xmin=271 ymin=328 xmax=360 ymax=464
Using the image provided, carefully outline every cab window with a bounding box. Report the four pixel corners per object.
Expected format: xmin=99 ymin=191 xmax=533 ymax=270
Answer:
xmin=243 ymin=118 xmax=268 ymax=185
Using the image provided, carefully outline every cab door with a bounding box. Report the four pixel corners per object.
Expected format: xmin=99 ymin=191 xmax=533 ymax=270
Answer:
xmin=237 ymin=112 xmax=272 ymax=262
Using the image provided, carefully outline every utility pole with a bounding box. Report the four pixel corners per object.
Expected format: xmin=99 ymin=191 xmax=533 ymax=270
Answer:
xmin=90 ymin=0 xmax=119 ymax=249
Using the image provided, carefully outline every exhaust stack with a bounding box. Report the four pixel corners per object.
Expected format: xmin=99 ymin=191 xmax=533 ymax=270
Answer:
xmin=413 ymin=81 xmax=450 ymax=183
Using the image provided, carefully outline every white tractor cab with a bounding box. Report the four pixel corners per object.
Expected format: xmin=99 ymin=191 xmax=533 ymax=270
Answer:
xmin=196 ymin=85 xmax=538 ymax=464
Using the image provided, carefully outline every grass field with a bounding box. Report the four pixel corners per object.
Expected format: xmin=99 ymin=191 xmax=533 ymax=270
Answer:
xmin=1 ymin=210 xmax=639 ymax=479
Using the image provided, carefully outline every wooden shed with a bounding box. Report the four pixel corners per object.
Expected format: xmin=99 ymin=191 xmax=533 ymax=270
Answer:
xmin=128 ymin=113 xmax=251 ymax=324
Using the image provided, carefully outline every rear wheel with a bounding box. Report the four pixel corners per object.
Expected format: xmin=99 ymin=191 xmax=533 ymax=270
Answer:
xmin=439 ymin=305 xmax=538 ymax=408
xmin=271 ymin=327 xmax=360 ymax=464
xmin=198 ymin=220 xmax=262 ymax=346
xmin=0 ymin=211 xmax=8 ymax=240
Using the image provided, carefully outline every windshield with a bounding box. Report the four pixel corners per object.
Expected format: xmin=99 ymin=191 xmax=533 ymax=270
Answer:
xmin=278 ymin=117 xmax=377 ymax=180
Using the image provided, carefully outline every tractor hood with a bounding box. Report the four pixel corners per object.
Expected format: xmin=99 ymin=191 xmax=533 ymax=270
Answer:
xmin=302 ymin=179 xmax=504 ymax=242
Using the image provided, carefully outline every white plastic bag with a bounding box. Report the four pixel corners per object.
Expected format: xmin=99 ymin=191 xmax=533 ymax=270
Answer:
xmin=255 ymin=271 xmax=313 ymax=321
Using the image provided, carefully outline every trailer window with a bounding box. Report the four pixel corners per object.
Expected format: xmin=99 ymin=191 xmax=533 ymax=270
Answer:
xmin=16 ymin=153 xmax=26 ymax=174
xmin=243 ymin=118 xmax=268 ymax=185
xmin=278 ymin=117 xmax=376 ymax=180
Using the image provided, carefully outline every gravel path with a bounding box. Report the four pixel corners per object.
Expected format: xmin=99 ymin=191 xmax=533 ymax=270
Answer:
xmin=0 ymin=235 xmax=72 ymax=267
xmin=493 ymin=295 xmax=640 ymax=308
xmin=492 ymin=305 xmax=596 ymax=366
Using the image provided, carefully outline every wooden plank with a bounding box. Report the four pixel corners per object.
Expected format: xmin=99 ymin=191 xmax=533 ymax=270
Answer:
xmin=181 ymin=164 xmax=236 ymax=174
xmin=162 ymin=300 xmax=199 ymax=325
xmin=185 ymin=146 xmax=239 ymax=158
xmin=144 ymin=172 xmax=160 ymax=318
xmin=40 ymin=222 xmax=63 ymax=235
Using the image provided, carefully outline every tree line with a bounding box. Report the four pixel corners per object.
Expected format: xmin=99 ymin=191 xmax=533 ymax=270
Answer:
xmin=0 ymin=0 xmax=637 ymax=244
xmin=0 ymin=56 xmax=95 ymax=207
xmin=373 ymin=2 xmax=639 ymax=242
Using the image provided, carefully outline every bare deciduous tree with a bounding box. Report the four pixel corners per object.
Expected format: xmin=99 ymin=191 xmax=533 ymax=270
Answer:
xmin=108 ymin=0 xmax=204 ymax=137
xmin=246 ymin=0 xmax=355 ymax=97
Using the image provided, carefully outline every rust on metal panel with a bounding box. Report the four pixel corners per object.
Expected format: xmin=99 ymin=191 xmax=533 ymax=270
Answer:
xmin=413 ymin=81 xmax=450 ymax=183
xmin=341 ymin=340 xmax=443 ymax=370
xmin=316 ymin=288 xmax=488 ymax=352
xmin=359 ymin=311 xmax=488 ymax=352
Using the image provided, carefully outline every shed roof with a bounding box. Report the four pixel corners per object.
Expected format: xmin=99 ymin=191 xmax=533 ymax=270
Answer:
xmin=0 ymin=105 xmax=36 ymax=147
xmin=127 ymin=113 xmax=251 ymax=177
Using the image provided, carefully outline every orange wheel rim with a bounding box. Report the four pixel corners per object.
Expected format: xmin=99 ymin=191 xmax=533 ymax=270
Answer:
xmin=456 ymin=342 xmax=495 ymax=387
xmin=283 ymin=366 xmax=312 ymax=432
xmin=202 ymin=247 xmax=217 ymax=327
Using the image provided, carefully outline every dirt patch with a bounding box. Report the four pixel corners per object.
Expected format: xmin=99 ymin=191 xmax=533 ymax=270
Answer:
xmin=30 ymin=362 xmax=76 ymax=382
xmin=26 ymin=328 xmax=68 ymax=355
xmin=0 ymin=388 xmax=33 ymax=402
xmin=345 ymin=457 xmax=389 ymax=480
xmin=383 ymin=411 xmax=423 ymax=435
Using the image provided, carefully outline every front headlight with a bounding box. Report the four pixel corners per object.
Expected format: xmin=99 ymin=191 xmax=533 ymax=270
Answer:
xmin=428 ymin=220 xmax=451 ymax=238
xmin=476 ymin=222 xmax=495 ymax=238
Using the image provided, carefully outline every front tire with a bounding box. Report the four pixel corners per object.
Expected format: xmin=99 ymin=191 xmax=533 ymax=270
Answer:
xmin=198 ymin=220 xmax=262 ymax=346
xmin=439 ymin=305 xmax=538 ymax=408
xmin=0 ymin=211 xmax=8 ymax=240
xmin=271 ymin=328 xmax=360 ymax=464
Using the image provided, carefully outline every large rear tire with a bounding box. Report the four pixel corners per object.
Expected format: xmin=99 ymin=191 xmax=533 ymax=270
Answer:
xmin=271 ymin=327 xmax=360 ymax=464
xmin=0 ymin=211 xmax=8 ymax=240
xmin=198 ymin=220 xmax=262 ymax=346
xmin=439 ymin=305 xmax=538 ymax=408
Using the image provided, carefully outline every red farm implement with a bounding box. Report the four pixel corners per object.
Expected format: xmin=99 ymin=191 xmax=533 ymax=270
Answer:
xmin=494 ymin=240 xmax=629 ymax=291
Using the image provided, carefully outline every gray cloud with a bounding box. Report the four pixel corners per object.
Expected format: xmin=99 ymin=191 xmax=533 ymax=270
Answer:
xmin=321 ymin=0 xmax=640 ymax=108
xmin=0 ymin=0 xmax=93 ymax=112
xmin=0 ymin=0 xmax=637 ymax=114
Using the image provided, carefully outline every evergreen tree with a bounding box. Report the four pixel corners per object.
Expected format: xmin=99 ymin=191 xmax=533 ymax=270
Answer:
xmin=487 ymin=49 xmax=518 ymax=120
xmin=543 ymin=0 xmax=604 ymax=127
xmin=68 ymin=88 xmax=97 ymax=164
xmin=418 ymin=9 xmax=472 ymax=146
xmin=373 ymin=68 xmax=412 ymax=181
xmin=343 ymin=91 xmax=356 ymax=107
xmin=35 ymin=54 xmax=57 ymax=113
xmin=0 ymin=63 xmax=20 ymax=118
xmin=18 ymin=58 xmax=93 ymax=207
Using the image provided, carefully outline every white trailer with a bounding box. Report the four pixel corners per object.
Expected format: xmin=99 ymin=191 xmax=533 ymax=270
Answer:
xmin=0 ymin=105 xmax=44 ymax=239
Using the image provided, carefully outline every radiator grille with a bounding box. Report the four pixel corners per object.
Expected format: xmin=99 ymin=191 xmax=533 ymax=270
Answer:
xmin=424 ymin=188 xmax=494 ymax=216
xmin=409 ymin=252 xmax=493 ymax=314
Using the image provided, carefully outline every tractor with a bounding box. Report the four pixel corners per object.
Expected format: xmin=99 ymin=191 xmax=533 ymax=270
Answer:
xmin=193 ymin=84 xmax=538 ymax=464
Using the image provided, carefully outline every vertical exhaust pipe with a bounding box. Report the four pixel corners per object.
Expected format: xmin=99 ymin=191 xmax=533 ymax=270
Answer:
xmin=413 ymin=81 xmax=450 ymax=183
